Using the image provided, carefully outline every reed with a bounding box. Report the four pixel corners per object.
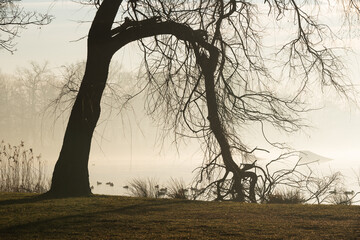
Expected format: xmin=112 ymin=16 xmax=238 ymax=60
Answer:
xmin=0 ymin=141 xmax=49 ymax=193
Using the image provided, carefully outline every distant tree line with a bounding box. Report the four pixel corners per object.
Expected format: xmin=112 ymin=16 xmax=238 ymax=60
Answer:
xmin=0 ymin=62 xmax=57 ymax=146
xmin=0 ymin=61 xmax=133 ymax=151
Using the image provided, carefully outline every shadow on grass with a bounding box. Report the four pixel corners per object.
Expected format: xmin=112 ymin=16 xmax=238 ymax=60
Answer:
xmin=0 ymin=197 xmax=189 ymax=234
xmin=0 ymin=194 xmax=47 ymax=206
xmin=0 ymin=192 xmax=96 ymax=206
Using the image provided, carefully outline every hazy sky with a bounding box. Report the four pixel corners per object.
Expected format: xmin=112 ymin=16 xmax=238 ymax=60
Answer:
xmin=1 ymin=0 xmax=360 ymax=180
xmin=3 ymin=0 xmax=143 ymax=73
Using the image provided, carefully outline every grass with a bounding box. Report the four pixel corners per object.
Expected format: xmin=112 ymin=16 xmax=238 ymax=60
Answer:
xmin=0 ymin=141 xmax=49 ymax=193
xmin=0 ymin=192 xmax=359 ymax=239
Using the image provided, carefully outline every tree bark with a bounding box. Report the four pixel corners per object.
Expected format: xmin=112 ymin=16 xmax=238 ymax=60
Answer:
xmin=46 ymin=0 xmax=121 ymax=197
xmin=47 ymin=51 xmax=112 ymax=197
xmin=195 ymin=46 xmax=256 ymax=202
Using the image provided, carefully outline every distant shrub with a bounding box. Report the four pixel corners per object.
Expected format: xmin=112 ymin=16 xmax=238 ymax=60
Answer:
xmin=128 ymin=178 xmax=160 ymax=198
xmin=167 ymin=178 xmax=188 ymax=199
xmin=331 ymin=194 xmax=352 ymax=205
xmin=127 ymin=178 xmax=192 ymax=199
xmin=329 ymin=189 xmax=355 ymax=205
xmin=267 ymin=189 xmax=305 ymax=204
xmin=0 ymin=141 xmax=49 ymax=193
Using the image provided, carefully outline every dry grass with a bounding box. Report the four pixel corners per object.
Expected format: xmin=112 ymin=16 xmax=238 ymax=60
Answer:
xmin=267 ymin=189 xmax=305 ymax=204
xmin=0 ymin=141 xmax=48 ymax=193
xmin=128 ymin=178 xmax=160 ymax=198
xmin=167 ymin=178 xmax=188 ymax=199
xmin=0 ymin=192 xmax=359 ymax=239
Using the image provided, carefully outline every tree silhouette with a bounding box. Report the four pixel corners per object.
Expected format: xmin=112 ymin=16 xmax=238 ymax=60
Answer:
xmin=48 ymin=0 xmax=358 ymax=198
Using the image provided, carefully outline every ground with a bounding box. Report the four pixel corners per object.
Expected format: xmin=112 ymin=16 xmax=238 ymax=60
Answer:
xmin=0 ymin=192 xmax=359 ymax=239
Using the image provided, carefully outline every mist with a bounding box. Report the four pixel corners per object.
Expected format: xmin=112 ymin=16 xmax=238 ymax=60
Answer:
xmin=1 ymin=0 xmax=360 ymax=202
xmin=1 ymin=60 xmax=359 ymax=200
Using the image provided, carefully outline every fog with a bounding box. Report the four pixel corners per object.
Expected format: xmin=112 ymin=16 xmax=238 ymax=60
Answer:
xmin=1 ymin=63 xmax=359 ymax=198
xmin=0 ymin=63 xmax=205 ymax=195
xmin=1 ymin=0 xmax=360 ymax=202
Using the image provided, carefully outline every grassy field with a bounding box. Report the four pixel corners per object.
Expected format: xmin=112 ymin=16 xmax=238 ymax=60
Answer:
xmin=0 ymin=192 xmax=359 ymax=240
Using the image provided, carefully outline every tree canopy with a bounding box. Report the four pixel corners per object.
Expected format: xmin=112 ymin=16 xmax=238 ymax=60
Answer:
xmin=111 ymin=0 xmax=358 ymax=201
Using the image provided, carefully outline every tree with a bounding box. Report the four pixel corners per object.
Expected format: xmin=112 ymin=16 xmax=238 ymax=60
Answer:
xmin=51 ymin=60 xmax=131 ymax=119
xmin=47 ymin=0 xmax=221 ymax=197
xmin=0 ymin=0 xmax=52 ymax=53
xmin=121 ymin=0 xmax=359 ymax=202
xmin=15 ymin=62 xmax=55 ymax=142
xmin=47 ymin=0 xmax=358 ymax=198
xmin=0 ymin=62 xmax=58 ymax=145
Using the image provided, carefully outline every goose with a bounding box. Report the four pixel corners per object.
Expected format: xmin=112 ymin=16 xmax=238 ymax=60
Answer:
xmin=157 ymin=190 xmax=166 ymax=197
xmin=344 ymin=190 xmax=354 ymax=195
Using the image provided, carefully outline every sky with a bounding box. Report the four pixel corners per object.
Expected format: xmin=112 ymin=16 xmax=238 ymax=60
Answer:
xmin=1 ymin=0 xmax=360 ymax=191
xmin=2 ymin=0 xmax=144 ymax=73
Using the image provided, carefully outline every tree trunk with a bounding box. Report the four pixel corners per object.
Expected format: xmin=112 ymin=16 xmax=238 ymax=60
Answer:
xmin=47 ymin=49 xmax=112 ymax=197
xmin=198 ymin=49 xmax=254 ymax=202
xmin=45 ymin=0 xmax=121 ymax=198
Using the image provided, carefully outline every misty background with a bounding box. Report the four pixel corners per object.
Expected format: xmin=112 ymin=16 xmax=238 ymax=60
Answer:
xmin=1 ymin=0 xmax=360 ymax=196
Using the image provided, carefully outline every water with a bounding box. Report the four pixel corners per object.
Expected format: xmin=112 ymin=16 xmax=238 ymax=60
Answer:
xmin=41 ymin=148 xmax=360 ymax=204
xmin=88 ymin=161 xmax=197 ymax=196
xmin=84 ymin=157 xmax=360 ymax=204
